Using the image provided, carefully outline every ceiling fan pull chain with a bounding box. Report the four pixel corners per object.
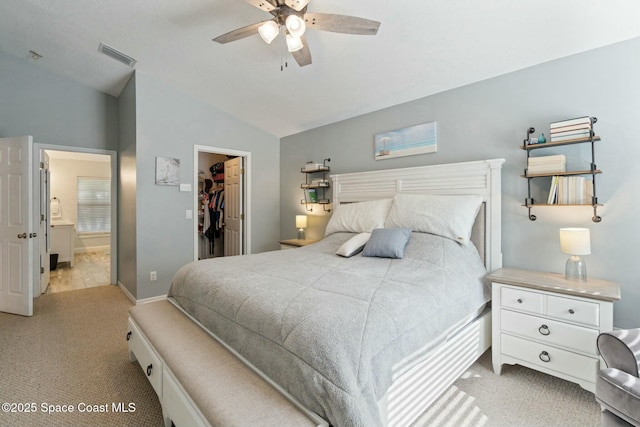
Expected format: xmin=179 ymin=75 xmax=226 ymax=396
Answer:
xmin=280 ymin=27 xmax=289 ymax=71
xmin=280 ymin=27 xmax=284 ymax=71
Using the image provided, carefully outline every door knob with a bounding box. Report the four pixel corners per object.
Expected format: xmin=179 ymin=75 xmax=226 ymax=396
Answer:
xmin=17 ymin=233 xmax=27 ymax=239
xmin=29 ymin=232 xmax=38 ymax=238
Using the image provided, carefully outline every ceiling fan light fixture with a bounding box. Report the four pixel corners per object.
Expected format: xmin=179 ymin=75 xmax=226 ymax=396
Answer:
xmin=285 ymin=15 xmax=306 ymax=38
xmin=258 ymin=21 xmax=279 ymax=44
xmin=286 ymin=34 xmax=303 ymax=52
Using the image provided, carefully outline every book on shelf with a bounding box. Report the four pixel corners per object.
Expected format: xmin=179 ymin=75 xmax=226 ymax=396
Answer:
xmin=550 ymin=116 xmax=592 ymax=129
xmin=550 ymin=130 xmax=592 ymax=142
xmin=303 ymin=162 xmax=324 ymax=171
xmin=528 ymin=154 xmax=566 ymax=163
xmin=527 ymin=154 xmax=566 ymax=174
xmin=547 ymin=176 xmax=593 ymax=205
xmin=547 ymin=175 xmax=559 ymax=204
xmin=307 ymin=189 xmax=318 ymax=203
xmin=310 ymin=178 xmax=329 ymax=186
xmin=550 ymin=123 xmax=592 ymax=134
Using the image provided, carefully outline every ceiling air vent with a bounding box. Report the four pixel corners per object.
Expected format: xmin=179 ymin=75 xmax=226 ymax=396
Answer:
xmin=98 ymin=42 xmax=137 ymax=68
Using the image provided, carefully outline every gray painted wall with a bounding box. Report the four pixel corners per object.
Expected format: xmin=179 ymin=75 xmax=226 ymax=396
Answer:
xmin=117 ymin=74 xmax=138 ymax=298
xmin=132 ymin=71 xmax=280 ymax=300
xmin=1 ymin=51 xmax=280 ymax=302
xmin=281 ymin=37 xmax=640 ymax=329
xmin=0 ymin=50 xmax=118 ymax=150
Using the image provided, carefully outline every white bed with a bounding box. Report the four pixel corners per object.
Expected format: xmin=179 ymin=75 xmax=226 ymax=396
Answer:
xmin=131 ymin=158 xmax=505 ymax=427
xmin=329 ymin=158 xmax=504 ymax=426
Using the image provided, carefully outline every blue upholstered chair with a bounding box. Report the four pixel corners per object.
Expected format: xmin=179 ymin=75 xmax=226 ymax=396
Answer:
xmin=596 ymin=329 xmax=640 ymax=426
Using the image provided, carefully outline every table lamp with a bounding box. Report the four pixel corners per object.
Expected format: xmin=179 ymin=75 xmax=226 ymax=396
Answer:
xmin=296 ymin=215 xmax=307 ymax=240
xmin=559 ymin=228 xmax=591 ymax=281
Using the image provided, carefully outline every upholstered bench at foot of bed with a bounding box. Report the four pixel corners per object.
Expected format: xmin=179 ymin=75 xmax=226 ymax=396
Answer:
xmin=127 ymin=299 xmax=323 ymax=427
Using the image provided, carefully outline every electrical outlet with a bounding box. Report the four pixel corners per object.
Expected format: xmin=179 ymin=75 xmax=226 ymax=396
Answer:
xmin=150 ymin=271 xmax=157 ymax=281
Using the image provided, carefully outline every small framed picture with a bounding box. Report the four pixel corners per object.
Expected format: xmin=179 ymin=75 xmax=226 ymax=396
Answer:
xmin=155 ymin=157 xmax=180 ymax=186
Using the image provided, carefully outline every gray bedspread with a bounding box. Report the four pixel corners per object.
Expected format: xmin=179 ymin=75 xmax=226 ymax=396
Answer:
xmin=168 ymin=232 xmax=490 ymax=427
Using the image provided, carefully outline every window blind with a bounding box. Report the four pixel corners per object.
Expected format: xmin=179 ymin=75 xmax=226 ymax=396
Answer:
xmin=77 ymin=177 xmax=111 ymax=234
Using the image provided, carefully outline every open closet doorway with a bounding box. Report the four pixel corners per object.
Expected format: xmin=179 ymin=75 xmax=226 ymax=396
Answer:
xmin=194 ymin=145 xmax=251 ymax=261
xmin=36 ymin=145 xmax=117 ymax=294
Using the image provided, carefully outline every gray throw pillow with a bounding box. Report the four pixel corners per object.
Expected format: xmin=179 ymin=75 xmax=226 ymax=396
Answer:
xmin=362 ymin=228 xmax=412 ymax=259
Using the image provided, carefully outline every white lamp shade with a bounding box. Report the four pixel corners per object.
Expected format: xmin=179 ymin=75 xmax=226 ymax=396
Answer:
xmin=559 ymin=228 xmax=591 ymax=255
xmin=296 ymin=215 xmax=307 ymax=229
xmin=286 ymin=34 xmax=304 ymax=52
xmin=258 ymin=21 xmax=279 ymax=44
xmin=285 ymin=15 xmax=306 ymax=38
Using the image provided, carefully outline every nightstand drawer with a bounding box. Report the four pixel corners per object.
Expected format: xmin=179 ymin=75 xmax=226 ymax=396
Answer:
xmin=547 ymin=294 xmax=599 ymax=327
xmin=501 ymin=334 xmax=598 ymax=383
xmin=501 ymin=287 xmax=544 ymax=314
xmin=501 ymin=310 xmax=599 ymax=356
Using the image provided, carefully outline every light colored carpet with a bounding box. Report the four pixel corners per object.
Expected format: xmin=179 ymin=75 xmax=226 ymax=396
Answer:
xmin=0 ymin=285 xmax=163 ymax=427
xmin=0 ymin=286 xmax=601 ymax=427
xmin=413 ymin=350 xmax=600 ymax=427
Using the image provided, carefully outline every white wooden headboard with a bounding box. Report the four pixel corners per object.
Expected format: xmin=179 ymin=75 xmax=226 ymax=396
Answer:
xmin=330 ymin=159 xmax=505 ymax=272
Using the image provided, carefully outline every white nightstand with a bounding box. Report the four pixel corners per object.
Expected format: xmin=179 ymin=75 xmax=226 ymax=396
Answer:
xmin=488 ymin=268 xmax=621 ymax=393
xmin=279 ymin=239 xmax=318 ymax=250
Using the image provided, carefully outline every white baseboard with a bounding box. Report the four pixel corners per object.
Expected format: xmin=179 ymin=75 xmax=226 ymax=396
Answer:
xmin=136 ymin=294 xmax=167 ymax=305
xmin=117 ymin=281 xmax=167 ymax=305
xmin=118 ymin=281 xmax=136 ymax=304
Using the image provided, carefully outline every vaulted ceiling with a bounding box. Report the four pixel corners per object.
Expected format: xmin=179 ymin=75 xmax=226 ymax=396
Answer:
xmin=2 ymin=1 xmax=640 ymax=137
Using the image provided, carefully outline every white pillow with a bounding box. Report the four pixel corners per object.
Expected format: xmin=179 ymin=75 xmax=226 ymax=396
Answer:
xmin=325 ymin=199 xmax=393 ymax=236
xmin=336 ymin=233 xmax=371 ymax=257
xmin=384 ymin=193 xmax=483 ymax=245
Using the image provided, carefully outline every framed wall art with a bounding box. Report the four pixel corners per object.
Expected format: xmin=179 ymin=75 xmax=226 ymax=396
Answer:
xmin=374 ymin=121 xmax=437 ymax=160
xmin=155 ymin=157 xmax=180 ymax=186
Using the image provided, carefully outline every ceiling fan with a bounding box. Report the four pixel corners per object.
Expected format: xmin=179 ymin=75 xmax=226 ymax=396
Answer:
xmin=212 ymin=0 xmax=381 ymax=67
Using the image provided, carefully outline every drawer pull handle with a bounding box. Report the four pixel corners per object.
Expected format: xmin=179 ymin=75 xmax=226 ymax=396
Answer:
xmin=517 ymin=298 xmax=523 ymax=304
xmin=538 ymin=325 xmax=550 ymax=336
xmin=568 ymin=309 xmax=575 ymax=314
xmin=539 ymin=351 xmax=551 ymax=363
xmin=126 ymin=331 xmax=132 ymax=341
xmin=146 ymin=364 xmax=153 ymax=376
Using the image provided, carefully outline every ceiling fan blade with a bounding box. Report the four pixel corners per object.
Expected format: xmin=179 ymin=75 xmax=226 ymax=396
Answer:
xmin=212 ymin=21 xmax=268 ymax=44
xmin=284 ymin=0 xmax=310 ymax=12
xmin=304 ymin=13 xmax=380 ymax=35
xmin=291 ymin=37 xmax=312 ymax=66
xmin=244 ymin=0 xmax=277 ymax=12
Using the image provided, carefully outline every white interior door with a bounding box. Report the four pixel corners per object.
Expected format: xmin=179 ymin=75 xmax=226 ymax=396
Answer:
xmin=39 ymin=151 xmax=50 ymax=293
xmin=224 ymin=157 xmax=243 ymax=256
xmin=0 ymin=136 xmax=34 ymax=316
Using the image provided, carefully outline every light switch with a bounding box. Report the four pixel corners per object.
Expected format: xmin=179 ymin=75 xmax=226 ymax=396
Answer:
xmin=186 ymin=210 xmax=193 ymax=219
xmin=180 ymin=183 xmax=192 ymax=192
